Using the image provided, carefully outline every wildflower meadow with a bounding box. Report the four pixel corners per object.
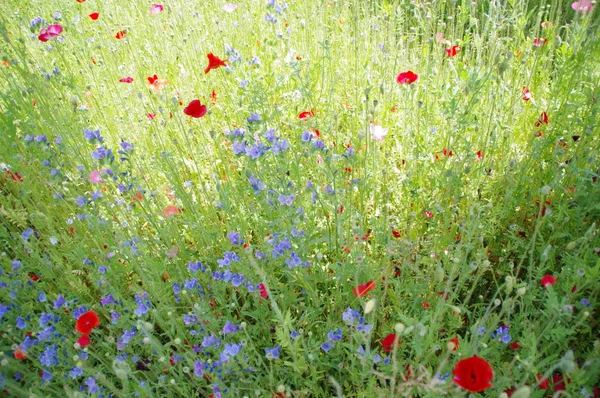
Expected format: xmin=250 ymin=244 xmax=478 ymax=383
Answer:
xmin=1 ymin=0 xmax=599 ymax=397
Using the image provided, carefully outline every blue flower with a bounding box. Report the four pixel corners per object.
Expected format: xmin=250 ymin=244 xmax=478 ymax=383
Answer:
xmin=188 ymin=261 xmax=205 ymax=272
xmin=265 ymin=345 xmax=280 ymax=359
xmin=21 ymin=228 xmax=34 ymax=241
xmin=290 ymin=330 xmax=300 ymax=339
xmin=342 ymin=308 xmax=361 ymax=326
xmin=321 ymin=341 xmax=334 ymax=352
xmin=53 ymin=295 xmax=65 ymax=309
xmin=220 ymin=343 xmax=242 ymax=361
xmin=39 ymin=344 xmax=58 ymax=367
xmin=327 ymin=328 xmax=343 ymax=341
xmin=69 ymin=366 xmax=84 ymax=379
xmin=15 ymin=317 xmax=26 ymax=329
xmin=581 ymin=298 xmax=590 ymax=307
xmin=249 ymin=175 xmax=265 ymax=191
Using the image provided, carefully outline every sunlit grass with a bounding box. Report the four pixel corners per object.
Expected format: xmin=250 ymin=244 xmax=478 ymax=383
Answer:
xmin=0 ymin=0 xmax=599 ymax=397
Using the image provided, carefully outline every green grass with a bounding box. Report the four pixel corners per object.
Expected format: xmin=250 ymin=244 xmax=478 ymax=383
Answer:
xmin=0 ymin=0 xmax=599 ymax=397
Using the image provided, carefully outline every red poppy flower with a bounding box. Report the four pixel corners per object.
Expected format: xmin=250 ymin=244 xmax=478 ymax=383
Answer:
xmin=541 ymin=274 xmax=556 ymax=288
xmin=210 ymin=90 xmax=217 ymax=105
xmin=75 ymin=311 xmax=100 ymax=335
xmin=183 ymin=100 xmax=207 ymax=118
xmin=76 ymin=0 xmax=86 ymax=2
xmin=381 ymin=333 xmax=398 ymax=353
xmin=449 ymin=337 xmax=460 ymax=351
xmin=204 ymin=53 xmax=227 ymax=74
xmin=353 ymin=281 xmax=376 ymax=297
xmin=259 ymin=283 xmax=268 ymax=299
xmin=536 ymin=111 xmax=549 ymax=126
xmin=422 ymin=301 xmax=430 ymax=309
xmin=14 ymin=348 xmax=26 ymax=360
xmin=6 ymin=170 xmax=23 ymax=182
xmin=115 ymin=30 xmax=127 ymax=39
xmin=446 ymin=46 xmax=461 ymax=57
xmin=396 ymin=71 xmax=419 ymax=84
xmin=119 ymin=77 xmax=133 ymax=83
xmin=392 ymin=230 xmax=401 ymax=238
xmin=476 ymin=150 xmax=483 ymax=161
xmin=510 ymin=341 xmax=521 ymax=350
xmin=537 ymin=374 xmax=549 ymax=390
xmin=298 ymin=110 xmax=314 ymax=120
xmin=89 ymin=12 xmax=100 ymax=20
xmin=452 ymin=355 xmax=494 ymax=393
xmin=147 ymin=74 xmax=159 ymax=84
xmin=77 ymin=334 xmax=91 ymax=347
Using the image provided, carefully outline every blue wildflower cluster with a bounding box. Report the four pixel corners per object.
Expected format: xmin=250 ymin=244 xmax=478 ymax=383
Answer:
xmin=226 ymin=126 xmax=289 ymax=159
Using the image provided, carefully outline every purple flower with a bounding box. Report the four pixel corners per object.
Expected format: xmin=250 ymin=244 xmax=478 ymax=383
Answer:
xmin=264 ymin=128 xmax=276 ymax=142
xmin=247 ymin=112 xmax=261 ymax=123
xmin=53 ymin=295 xmax=65 ymax=309
xmin=278 ymin=194 xmax=295 ymax=206
xmin=313 ymin=140 xmax=325 ymax=150
xmin=84 ymin=129 xmax=103 ymax=142
xmin=301 ymin=130 xmax=312 ymax=142
xmin=85 ymin=377 xmax=99 ymax=394
xmin=202 ymin=334 xmax=218 ymax=348
xmin=223 ymin=320 xmax=240 ymax=334
xmin=227 ymin=232 xmax=242 ymax=245
xmin=194 ymin=361 xmax=204 ymax=377
xmin=120 ymin=142 xmax=134 ymax=152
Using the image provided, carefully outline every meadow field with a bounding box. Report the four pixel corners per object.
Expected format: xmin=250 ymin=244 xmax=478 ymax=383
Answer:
xmin=0 ymin=0 xmax=599 ymax=396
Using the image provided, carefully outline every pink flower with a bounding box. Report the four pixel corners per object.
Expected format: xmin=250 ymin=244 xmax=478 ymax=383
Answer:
xmin=89 ymin=170 xmax=103 ymax=183
xmin=370 ymin=124 xmax=388 ymax=141
xmin=223 ymin=4 xmax=237 ymax=12
xmin=119 ymin=77 xmax=134 ymax=83
xmin=533 ymin=38 xmax=547 ymax=47
xmin=163 ymin=205 xmax=179 ymax=217
xmin=149 ymin=4 xmax=164 ymax=15
xmin=572 ymin=0 xmax=595 ymax=13
xmin=166 ymin=246 xmax=178 ymax=259
xmin=38 ymin=24 xmax=63 ymax=42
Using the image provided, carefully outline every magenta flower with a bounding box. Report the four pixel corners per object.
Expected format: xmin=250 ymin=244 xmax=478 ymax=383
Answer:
xmin=38 ymin=24 xmax=63 ymax=42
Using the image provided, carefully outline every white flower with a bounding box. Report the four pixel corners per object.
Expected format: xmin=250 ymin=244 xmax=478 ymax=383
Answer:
xmin=370 ymin=124 xmax=388 ymax=141
xmin=223 ymin=4 xmax=237 ymax=12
